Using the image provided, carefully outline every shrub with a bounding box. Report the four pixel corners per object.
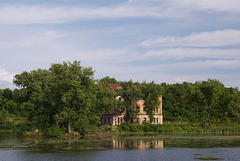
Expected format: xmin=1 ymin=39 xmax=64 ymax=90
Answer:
xmin=16 ymin=121 xmax=31 ymax=135
xmin=143 ymin=122 xmax=151 ymax=132
xmin=118 ymin=123 xmax=129 ymax=132
xmin=46 ymin=126 xmax=63 ymax=137
xmin=73 ymin=115 xmax=95 ymax=135
xmin=129 ymin=124 xmax=142 ymax=132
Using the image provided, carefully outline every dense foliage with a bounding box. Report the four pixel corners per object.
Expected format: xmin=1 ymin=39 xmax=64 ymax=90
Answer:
xmin=118 ymin=123 xmax=240 ymax=133
xmin=0 ymin=60 xmax=239 ymax=136
xmin=162 ymin=80 xmax=240 ymax=124
xmin=0 ymin=61 xmax=117 ymax=135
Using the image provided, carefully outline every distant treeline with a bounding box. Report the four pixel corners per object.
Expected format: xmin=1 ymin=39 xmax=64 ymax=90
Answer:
xmin=162 ymin=80 xmax=240 ymax=125
xmin=0 ymin=61 xmax=239 ymax=136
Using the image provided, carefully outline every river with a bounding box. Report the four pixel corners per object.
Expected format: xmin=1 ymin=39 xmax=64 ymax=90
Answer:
xmin=0 ymin=132 xmax=239 ymax=161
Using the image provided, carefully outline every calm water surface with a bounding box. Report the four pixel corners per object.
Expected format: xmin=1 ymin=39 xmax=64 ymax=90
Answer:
xmin=0 ymin=132 xmax=239 ymax=161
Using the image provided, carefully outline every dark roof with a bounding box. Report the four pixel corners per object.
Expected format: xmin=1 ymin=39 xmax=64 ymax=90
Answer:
xmin=106 ymin=83 xmax=122 ymax=90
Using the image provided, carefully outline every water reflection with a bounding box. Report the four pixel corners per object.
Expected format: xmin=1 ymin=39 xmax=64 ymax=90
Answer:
xmin=1 ymin=132 xmax=240 ymax=152
xmin=1 ymin=132 xmax=240 ymax=161
xmin=112 ymin=138 xmax=163 ymax=150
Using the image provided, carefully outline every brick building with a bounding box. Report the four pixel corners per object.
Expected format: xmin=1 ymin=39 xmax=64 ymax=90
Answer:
xmin=100 ymin=83 xmax=163 ymax=125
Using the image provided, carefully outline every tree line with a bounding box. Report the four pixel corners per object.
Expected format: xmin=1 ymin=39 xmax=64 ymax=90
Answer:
xmin=0 ymin=61 xmax=239 ymax=135
xmin=162 ymin=80 xmax=240 ymax=125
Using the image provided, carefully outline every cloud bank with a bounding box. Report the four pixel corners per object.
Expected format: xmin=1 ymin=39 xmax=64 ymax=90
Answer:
xmin=0 ymin=0 xmax=239 ymax=89
xmin=141 ymin=29 xmax=240 ymax=47
xmin=0 ymin=0 xmax=239 ymax=24
xmin=0 ymin=67 xmax=14 ymax=89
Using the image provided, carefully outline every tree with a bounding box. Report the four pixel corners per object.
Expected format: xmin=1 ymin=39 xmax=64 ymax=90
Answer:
xmin=13 ymin=60 xmax=96 ymax=134
xmin=142 ymin=82 xmax=163 ymax=123
xmin=200 ymin=79 xmax=224 ymax=125
xmin=0 ymin=88 xmax=13 ymax=110
xmin=100 ymin=76 xmax=119 ymax=84
xmin=0 ymin=108 xmax=8 ymax=129
xmin=4 ymin=100 xmax=18 ymax=114
xmin=218 ymin=87 xmax=240 ymax=123
xmin=48 ymin=60 xmax=95 ymax=134
xmin=14 ymin=69 xmax=52 ymax=128
xmin=190 ymin=82 xmax=205 ymax=122
xmin=95 ymin=81 xmax=119 ymax=114
xmin=116 ymin=80 xmax=142 ymax=125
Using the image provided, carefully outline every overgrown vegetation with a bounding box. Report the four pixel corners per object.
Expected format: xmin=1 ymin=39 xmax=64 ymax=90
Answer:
xmin=162 ymin=81 xmax=240 ymax=124
xmin=117 ymin=123 xmax=240 ymax=133
xmin=0 ymin=60 xmax=239 ymax=136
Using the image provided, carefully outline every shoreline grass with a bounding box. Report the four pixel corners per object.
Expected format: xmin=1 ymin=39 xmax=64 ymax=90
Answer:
xmin=2 ymin=123 xmax=239 ymax=137
xmin=116 ymin=123 xmax=240 ymax=134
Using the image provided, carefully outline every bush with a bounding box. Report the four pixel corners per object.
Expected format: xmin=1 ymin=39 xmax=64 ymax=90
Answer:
xmin=73 ymin=115 xmax=90 ymax=135
xmin=16 ymin=121 xmax=31 ymax=135
xmin=129 ymin=124 xmax=142 ymax=132
xmin=46 ymin=126 xmax=63 ymax=137
xmin=143 ymin=122 xmax=151 ymax=132
xmin=118 ymin=123 xmax=129 ymax=132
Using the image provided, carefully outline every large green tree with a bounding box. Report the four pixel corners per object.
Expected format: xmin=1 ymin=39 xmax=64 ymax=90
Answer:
xmin=14 ymin=68 xmax=51 ymax=128
xmin=95 ymin=81 xmax=120 ymax=114
xmin=218 ymin=87 xmax=240 ymax=123
xmin=190 ymin=82 xmax=205 ymax=122
xmin=200 ymin=79 xmax=224 ymax=125
xmin=142 ymin=82 xmax=163 ymax=123
xmin=13 ymin=60 xmax=97 ymax=134
xmin=116 ymin=80 xmax=142 ymax=125
xmin=48 ymin=61 xmax=95 ymax=134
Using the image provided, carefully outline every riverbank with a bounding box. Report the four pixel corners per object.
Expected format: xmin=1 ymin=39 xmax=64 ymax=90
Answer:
xmin=116 ymin=123 xmax=240 ymax=133
xmin=15 ymin=123 xmax=240 ymax=138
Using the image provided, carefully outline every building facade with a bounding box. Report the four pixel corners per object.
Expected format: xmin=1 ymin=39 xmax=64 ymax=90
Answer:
xmin=100 ymin=83 xmax=163 ymax=125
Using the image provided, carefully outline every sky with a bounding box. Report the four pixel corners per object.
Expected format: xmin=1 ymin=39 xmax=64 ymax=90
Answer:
xmin=0 ymin=0 xmax=240 ymax=89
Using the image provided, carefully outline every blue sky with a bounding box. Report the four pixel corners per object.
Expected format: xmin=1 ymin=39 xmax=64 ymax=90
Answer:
xmin=0 ymin=0 xmax=240 ymax=89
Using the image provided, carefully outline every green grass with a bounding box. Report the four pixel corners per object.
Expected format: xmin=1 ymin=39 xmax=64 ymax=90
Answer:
xmin=117 ymin=123 xmax=240 ymax=133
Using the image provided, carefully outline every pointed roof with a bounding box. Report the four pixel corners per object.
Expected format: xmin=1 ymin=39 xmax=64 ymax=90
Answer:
xmin=106 ymin=83 xmax=122 ymax=90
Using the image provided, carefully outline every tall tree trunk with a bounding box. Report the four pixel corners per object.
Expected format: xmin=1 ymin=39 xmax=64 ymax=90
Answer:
xmin=68 ymin=114 xmax=71 ymax=134
xmin=56 ymin=120 xmax=59 ymax=128
xmin=197 ymin=105 xmax=199 ymax=120
xmin=206 ymin=111 xmax=211 ymax=125
xmin=220 ymin=114 xmax=227 ymax=123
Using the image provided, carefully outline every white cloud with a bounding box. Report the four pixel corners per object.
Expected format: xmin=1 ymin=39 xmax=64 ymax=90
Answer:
xmin=0 ymin=67 xmax=13 ymax=82
xmin=144 ymin=48 xmax=240 ymax=60
xmin=141 ymin=29 xmax=240 ymax=47
xmin=0 ymin=29 xmax=142 ymax=74
xmin=175 ymin=0 xmax=240 ymax=13
xmin=174 ymin=60 xmax=240 ymax=69
xmin=0 ymin=67 xmax=14 ymax=89
xmin=94 ymin=59 xmax=240 ymax=80
xmin=0 ymin=0 xmax=239 ymax=24
xmin=0 ymin=5 xmax=169 ymax=24
xmin=146 ymin=60 xmax=240 ymax=74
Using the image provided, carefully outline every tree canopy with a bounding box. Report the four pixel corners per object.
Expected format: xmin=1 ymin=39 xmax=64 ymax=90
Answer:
xmin=0 ymin=61 xmax=239 ymax=135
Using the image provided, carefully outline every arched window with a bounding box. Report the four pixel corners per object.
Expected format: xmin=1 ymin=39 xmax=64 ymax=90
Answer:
xmin=136 ymin=106 xmax=140 ymax=113
xmin=121 ymin=117 xmax=123 ymax=123
xmin=143 ymin=107 xmax=146 ymax=112
xmin=118 ymin=117 xmax=120 ymax=124
xmin=104 ymin=117 xmax=106 ymax=124
xmin=137 ymin=117 xmax=141 ymax=123
xmin=157 ymin=117 xmax=159 ymax=123
xmin=144 ymin=117 xmax=147 ymax=122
